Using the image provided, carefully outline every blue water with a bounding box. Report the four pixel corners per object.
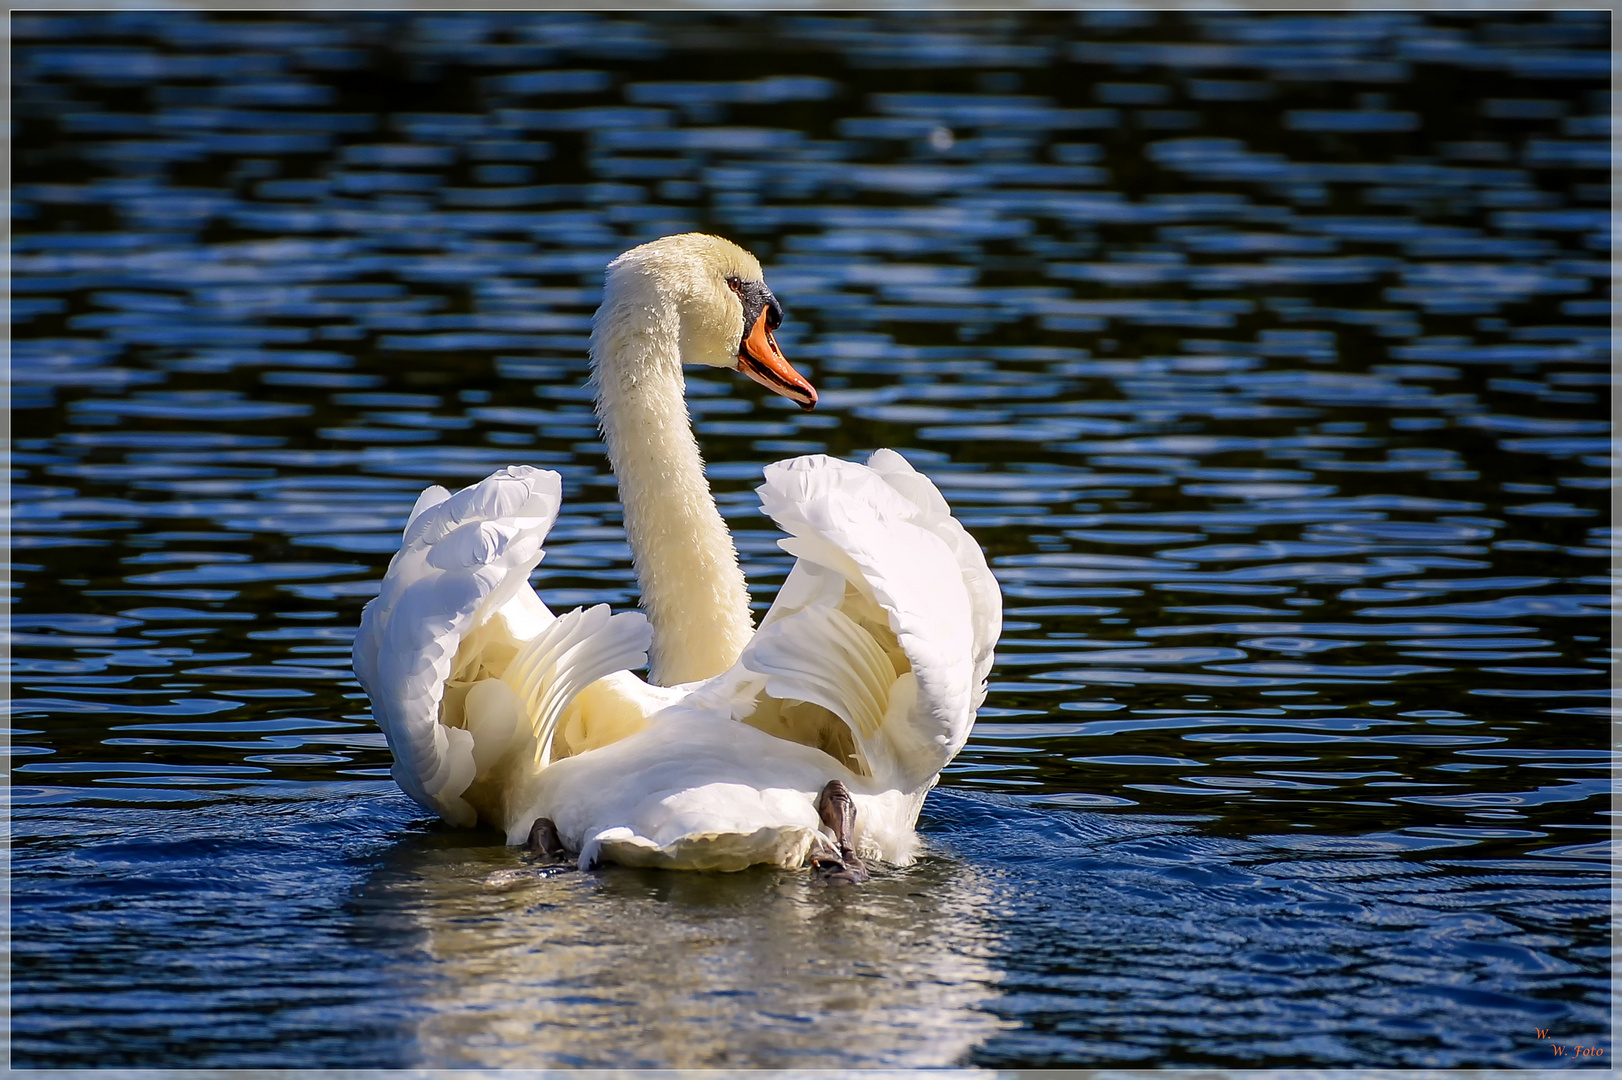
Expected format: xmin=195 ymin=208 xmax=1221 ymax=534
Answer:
xmin=10 ymin=10 xmax=1612 ymax=1069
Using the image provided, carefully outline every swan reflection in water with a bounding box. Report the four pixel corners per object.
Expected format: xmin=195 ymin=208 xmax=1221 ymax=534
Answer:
xmin=349 ymin=832 xmax=1009 ymax=1069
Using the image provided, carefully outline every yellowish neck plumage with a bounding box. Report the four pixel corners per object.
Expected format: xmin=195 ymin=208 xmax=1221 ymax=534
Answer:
xmin=590 ymin=292 xmax=755 ymax=686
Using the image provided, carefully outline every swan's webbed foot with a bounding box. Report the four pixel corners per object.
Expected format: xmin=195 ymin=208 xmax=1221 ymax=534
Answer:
xmin=811 ymin=780 xmax=869 ymax=884
xmin=527 ymin=817 xmax=569 ymax=862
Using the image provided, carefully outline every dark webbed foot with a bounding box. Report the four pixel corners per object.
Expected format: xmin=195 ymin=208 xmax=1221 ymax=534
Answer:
xmin=812 ymin=780 xmax=869 ymax=884
xmin=815 ymin=859 xmax=869 ymax=885
xmin=527 ymin=817 xmax=568 ymax=861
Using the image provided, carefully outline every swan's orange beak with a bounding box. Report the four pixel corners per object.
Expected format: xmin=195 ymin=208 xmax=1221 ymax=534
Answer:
xmin=738 ymin=309 xmax=816 ymax=410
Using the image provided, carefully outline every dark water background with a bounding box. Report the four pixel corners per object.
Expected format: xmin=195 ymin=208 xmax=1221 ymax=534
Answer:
xmin=9 ymin=10 xmax=1613 ymax=1069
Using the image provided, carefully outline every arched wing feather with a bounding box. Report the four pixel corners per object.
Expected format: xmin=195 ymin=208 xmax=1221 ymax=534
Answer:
xmin=746 ymin=453 xmax=1002 ymax=788
xmin=353 ymin=466 xmax=564 ymax=825
xmin=865 ymin=448 xmax=1001 ymax=696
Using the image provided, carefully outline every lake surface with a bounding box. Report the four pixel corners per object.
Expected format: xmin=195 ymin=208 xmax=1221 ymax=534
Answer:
xmin=9 ymin=10 xmax=1612 ymax=1070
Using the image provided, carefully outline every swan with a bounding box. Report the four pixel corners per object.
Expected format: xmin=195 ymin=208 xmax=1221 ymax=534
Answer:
xmin=352 ymin=233 xmax=1001 ymax=878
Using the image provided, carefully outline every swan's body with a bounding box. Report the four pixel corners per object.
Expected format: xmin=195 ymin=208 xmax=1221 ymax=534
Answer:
xmin=353 ymin=234 xmax=1001 ymax=874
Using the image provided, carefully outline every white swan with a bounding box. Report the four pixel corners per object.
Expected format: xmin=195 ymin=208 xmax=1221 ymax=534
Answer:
xmin=352 ymin=233 xmax=1001 ymax=877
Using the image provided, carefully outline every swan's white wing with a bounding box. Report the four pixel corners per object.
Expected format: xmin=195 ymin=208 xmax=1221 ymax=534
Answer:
xmin=352 ymin=465 xmax=651 ymax=826
xmin=500 ymin=603 xmax=652 ymax=771
xmin=865 ymin=448 xmax=1001 ymax=694
xmin=744 ymin=452 xmax=1002 ymax=790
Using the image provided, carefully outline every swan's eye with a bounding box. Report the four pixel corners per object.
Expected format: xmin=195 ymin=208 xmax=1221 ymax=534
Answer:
xmin=724 ymin=276 xmax=743 ymax=296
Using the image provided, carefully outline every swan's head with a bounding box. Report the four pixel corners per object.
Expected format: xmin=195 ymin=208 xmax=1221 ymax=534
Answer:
xmin=597 ymin=233 xmax=817 ymax=410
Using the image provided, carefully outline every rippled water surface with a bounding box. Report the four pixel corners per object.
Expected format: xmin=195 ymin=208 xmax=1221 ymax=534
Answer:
xmin=10 ymin=11 xmax=1613 ymax=1069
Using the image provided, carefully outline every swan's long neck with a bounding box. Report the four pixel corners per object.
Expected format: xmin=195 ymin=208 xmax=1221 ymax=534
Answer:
xmin=591 ymin=316 xmax=754 ymax=686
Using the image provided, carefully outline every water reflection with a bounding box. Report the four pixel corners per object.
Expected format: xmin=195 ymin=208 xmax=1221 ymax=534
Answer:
xmin=356 ymin=835 xmax=1007 ymax=1068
